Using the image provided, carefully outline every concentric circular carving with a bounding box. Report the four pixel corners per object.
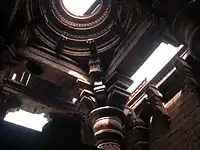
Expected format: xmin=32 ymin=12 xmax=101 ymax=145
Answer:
xmin=26 ymin=0 xmax=136 ymax=57
xmin=52 ymin=0 xmax=110 ymax=29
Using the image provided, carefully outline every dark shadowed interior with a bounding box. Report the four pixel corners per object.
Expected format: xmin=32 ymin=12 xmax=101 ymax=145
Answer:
xmin=1 ymin=0 xmax=200 ymax=150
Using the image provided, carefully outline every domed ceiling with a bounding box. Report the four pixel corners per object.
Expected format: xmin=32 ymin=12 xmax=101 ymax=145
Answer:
xmin=26 ymin=0 xmax=140 ymax=58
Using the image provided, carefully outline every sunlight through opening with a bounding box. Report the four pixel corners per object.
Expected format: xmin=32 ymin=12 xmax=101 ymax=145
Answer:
xmin=127 ymin=43 xmax=183 ymax=93
xmin=72 ymin=97 xmax=78 ymax=103
xmin=4 ymin=109 xmax=48 ymax=132
xmin=62 ymin=0 xmax=98 ymax=16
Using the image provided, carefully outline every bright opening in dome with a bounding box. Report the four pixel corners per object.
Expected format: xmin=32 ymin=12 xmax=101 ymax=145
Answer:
xmin=4 ymin=109 xmax=48 ymax=132
xmin=62 ymin=0 xmax=100 ymax=16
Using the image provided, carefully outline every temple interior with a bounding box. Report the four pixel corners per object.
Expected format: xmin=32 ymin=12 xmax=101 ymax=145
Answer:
xmin=0 ymin=0 xmax=200 ymax=150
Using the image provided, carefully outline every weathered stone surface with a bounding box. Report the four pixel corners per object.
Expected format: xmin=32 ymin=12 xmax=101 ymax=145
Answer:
xmin=150 ymin=88 xmax=200 ymax=150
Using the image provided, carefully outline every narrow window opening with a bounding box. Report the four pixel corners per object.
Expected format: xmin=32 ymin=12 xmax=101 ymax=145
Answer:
xmin=72 ymin=97 xmax=78 ymax=103
xmin=11 ymin=73 xmax=17 ymax=81
xmin=128 ymin=43 xmax=183 ymax=93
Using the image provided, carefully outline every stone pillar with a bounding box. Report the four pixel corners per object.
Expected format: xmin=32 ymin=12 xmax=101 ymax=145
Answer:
xmin=124 ymin=119 xmax=149 ymax=150
xmin=83 ymin=42 xmax=130 ymax=150
xmin=146 ymin=85 xmax=170 ymax=141
xmin=123 ymin=101 xmax=150 ymax=150
xmin=89 ymin=106 xmax=126 ymax=150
